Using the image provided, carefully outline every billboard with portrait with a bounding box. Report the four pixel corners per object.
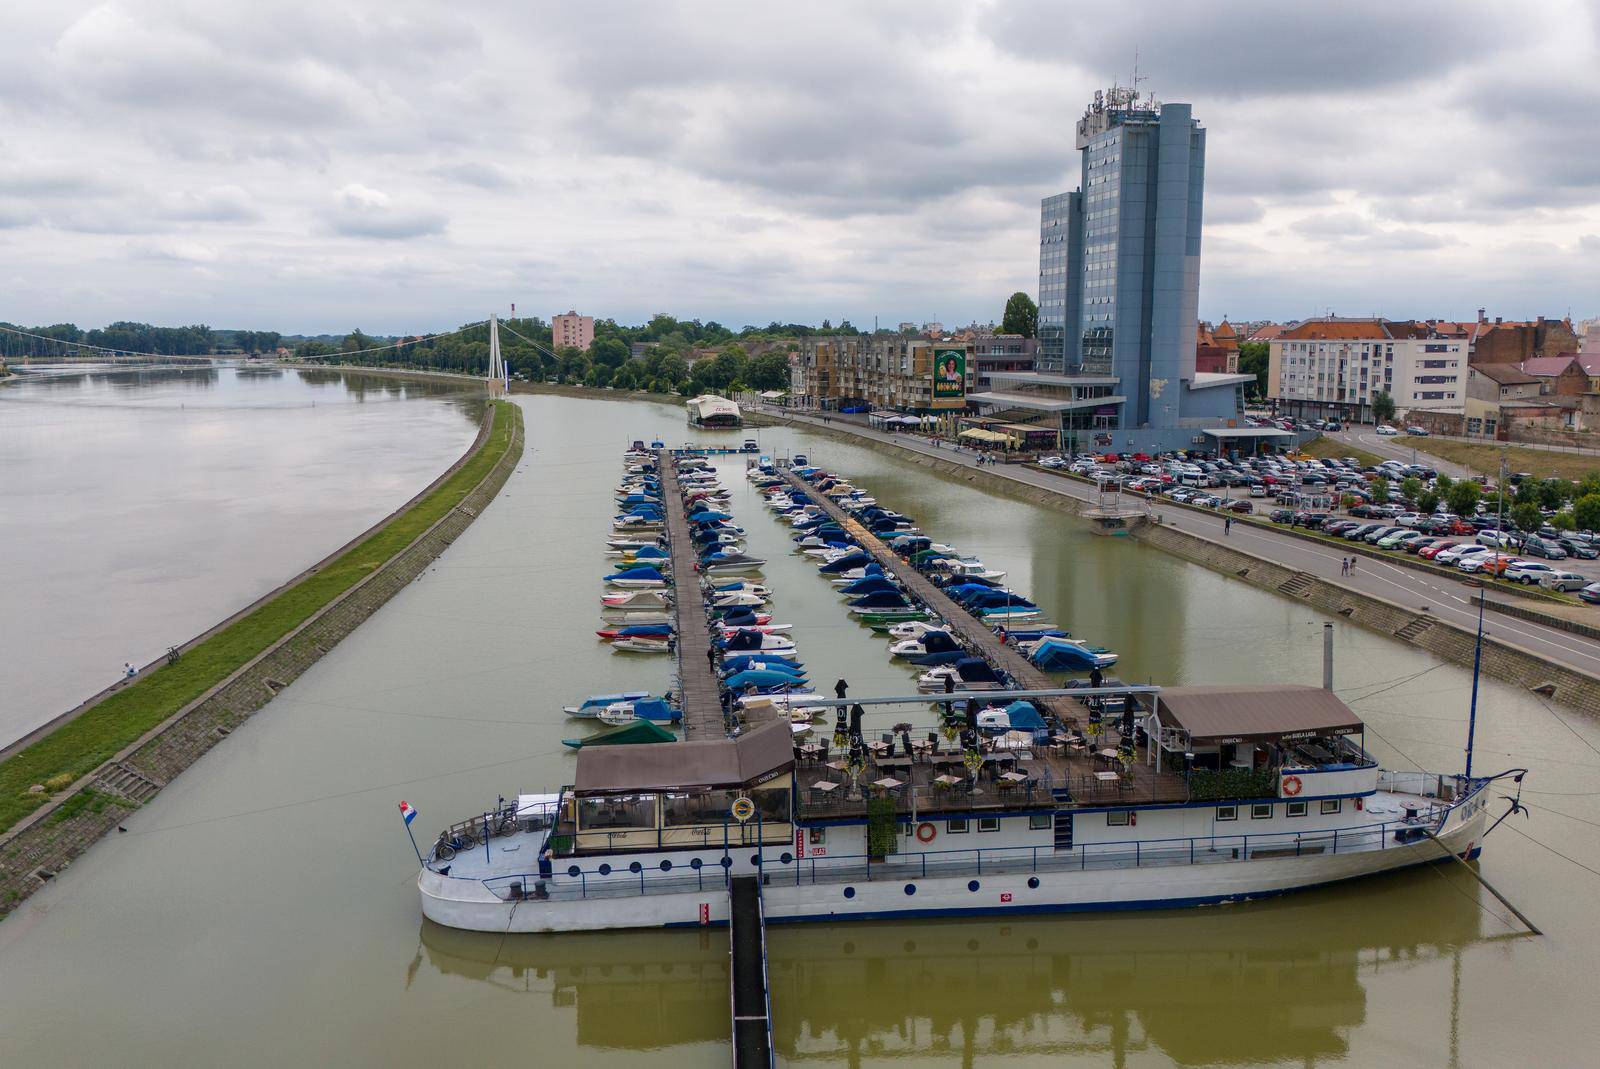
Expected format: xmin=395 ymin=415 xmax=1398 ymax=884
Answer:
xmin=930 ymin=348 xmax=966 ymax=408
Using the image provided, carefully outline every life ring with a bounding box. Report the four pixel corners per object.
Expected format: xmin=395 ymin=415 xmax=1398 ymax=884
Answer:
xmin=915 ymin=822 xmax=937 ymax=844
xmin=1281 ymin=775 xmax=1304 ymax=797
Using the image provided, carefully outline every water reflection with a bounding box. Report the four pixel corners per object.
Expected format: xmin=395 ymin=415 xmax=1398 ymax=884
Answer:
xmin=414 ymin=869 xmax=1501 ymax=1066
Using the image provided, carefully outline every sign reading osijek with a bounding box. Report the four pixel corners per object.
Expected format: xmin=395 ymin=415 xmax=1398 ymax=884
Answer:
xmin=930 ymin=348 xmax=967 ymax=409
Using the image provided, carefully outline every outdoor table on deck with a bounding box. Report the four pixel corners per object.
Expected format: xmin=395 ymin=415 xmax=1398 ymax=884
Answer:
xmin=810 ymin=780 xmax=841 ymax=801
xmin=873 ymin=777 xmax=904 ymax=792
xmin=933 ymin=774 xmax=964 ymax=788
xmin=875 ymin=756 xmax=913 ymax=772
xmin=1094 ymin=771 xmax=1119 ymax=783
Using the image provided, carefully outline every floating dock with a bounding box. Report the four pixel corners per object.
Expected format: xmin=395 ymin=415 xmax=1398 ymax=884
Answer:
xmin=776 ymin=466 xmax=1085 ymax=721
xmin=659 ymin=451 xmax=723 ymax=740
xmin=729 ymin=875 xmax=775 ymax=1067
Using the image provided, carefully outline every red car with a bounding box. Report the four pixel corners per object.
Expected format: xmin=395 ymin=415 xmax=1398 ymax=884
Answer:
xmin=1419 ymin=541 xmax=1457 ymax=559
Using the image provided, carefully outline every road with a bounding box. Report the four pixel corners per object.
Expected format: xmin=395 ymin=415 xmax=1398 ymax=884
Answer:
xmin=1324 ymin=426 xmax=1478 ymax=479
xmin=764 ymin=406 xmax=1600 ymax=680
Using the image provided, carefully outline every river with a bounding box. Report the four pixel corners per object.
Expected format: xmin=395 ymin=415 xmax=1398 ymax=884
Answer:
xmin=1 ymin=391 xmax=1597 ymax=1066
xmin=0 ymin=364 xmax=483 ymax=746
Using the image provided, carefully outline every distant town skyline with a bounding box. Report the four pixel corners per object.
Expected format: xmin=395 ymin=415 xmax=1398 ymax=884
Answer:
xmin=3 ymin=1 xmax=1599 ymax=334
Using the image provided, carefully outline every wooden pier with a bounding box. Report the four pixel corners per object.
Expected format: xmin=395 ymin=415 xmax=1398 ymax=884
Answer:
xmin=776 ymin=467 xmax=1082 ymax=721
xmin=659 ymin=452 xmax=724 ymax=739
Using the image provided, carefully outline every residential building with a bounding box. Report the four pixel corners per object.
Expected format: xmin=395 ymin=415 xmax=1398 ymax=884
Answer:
xmin=1195 ymin=319 xmax=1240 ymax=374
xmin=552 ymin=310 xmax=595 ymax=352
xmin=1469 ymin=315 xmax=1577 ymax=364
xmin=1267 ymin=318 xmax=1467 ymax=422
xmin=1516 ymin=355 xmax=1592 ymax=396
xmin=1021 ymin=88 xmax=1255 ymax=453
xmin=1463 ymin=363 xmax=1540 ymax=438
xmin=792 ymin=336 xmax=975 ymax=412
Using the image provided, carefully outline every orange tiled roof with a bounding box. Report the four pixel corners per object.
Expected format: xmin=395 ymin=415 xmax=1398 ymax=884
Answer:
xmin=1278 ymin=319 xmax=1390 ymax=341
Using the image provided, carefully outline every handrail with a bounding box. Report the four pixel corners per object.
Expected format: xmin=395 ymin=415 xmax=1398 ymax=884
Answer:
xmin=472 ymin=792 xmax=1472 ymax=902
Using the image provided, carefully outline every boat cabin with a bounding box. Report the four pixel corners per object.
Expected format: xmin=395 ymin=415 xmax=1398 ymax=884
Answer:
xmin=1146 ymin=685 xmax=1376 ymax=800
xmin=556 ymin=720 xmax=795 ymax=855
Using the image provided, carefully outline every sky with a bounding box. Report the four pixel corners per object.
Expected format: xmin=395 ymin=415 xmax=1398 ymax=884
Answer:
xmin=3 ymin=0 xmax=1599 ymax=335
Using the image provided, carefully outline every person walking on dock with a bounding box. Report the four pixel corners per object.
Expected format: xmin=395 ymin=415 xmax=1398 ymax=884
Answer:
xmin=706 ymin=645 xmax=716 ymax=671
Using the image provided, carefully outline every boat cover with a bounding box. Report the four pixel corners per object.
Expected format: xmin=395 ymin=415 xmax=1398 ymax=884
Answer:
xmin=562 ymin=719 xmax=677 ymax=749
xmin=573 ymin=719 xmax=793 ymax=791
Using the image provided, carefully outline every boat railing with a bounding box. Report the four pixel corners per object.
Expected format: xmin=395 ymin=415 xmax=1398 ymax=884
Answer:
xmin=474 ymin=805 xmax=1463 ymax=903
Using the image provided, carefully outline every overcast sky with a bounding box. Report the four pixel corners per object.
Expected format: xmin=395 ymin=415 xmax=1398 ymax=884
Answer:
xmin=3 ymin=0 xmax=1599 ymax=334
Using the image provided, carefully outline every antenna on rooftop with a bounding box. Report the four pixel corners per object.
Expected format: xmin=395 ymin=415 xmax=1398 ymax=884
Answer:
xmin=1132 ymin=47 xmax=1144 ymax=102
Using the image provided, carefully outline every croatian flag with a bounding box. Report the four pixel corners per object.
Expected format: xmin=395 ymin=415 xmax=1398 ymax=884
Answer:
xmin=399 ymin=801 xmax=418 ymax=825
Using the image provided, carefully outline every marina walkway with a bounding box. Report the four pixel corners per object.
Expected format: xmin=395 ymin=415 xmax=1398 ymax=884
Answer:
xmin=659 ymin=451 xmax=723 ymax=739
xmin=775 ymin=467 xmax=1082 ymax=721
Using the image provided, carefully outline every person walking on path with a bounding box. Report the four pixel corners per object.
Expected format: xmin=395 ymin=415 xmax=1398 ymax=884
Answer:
xmin=1341 ymin=558 xmax=1349 ymax=577
xmin=1349 ymin=556 xmax=1358 ymax=574
xmin=1224 ymin=516 xmax=1232 ymax=535
xmin=123 ymin=662 xmax=136 ymax=680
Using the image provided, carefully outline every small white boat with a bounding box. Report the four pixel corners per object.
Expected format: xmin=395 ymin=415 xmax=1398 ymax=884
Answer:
xmin=611 ymin=637 xmax=672 ymax=654
xmin=722 ymin=634 xmax=797 ymax=654
xmin=887 ymin=620 xmax=947 ymax=640
xmin=562 ymin=690 xmax=652 ymax=718
xmin=937 ymin=558 xmax=1007 ymax=582
xmin=605 ymin=576 xmax=668 ymax=589
xmin=601 ymin=590 xmax=672 ymax=609
xmin=716 ymin=622 xmax=792 ymax=635
xmin=710 ymin=592 xmax=767 ymax=610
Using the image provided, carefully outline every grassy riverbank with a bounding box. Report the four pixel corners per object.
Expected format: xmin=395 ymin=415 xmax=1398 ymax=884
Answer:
xmin=1300 ymin=436 xmax=1383 ymax=468
xmin=0 ymin=400 xmax=520 ymax=835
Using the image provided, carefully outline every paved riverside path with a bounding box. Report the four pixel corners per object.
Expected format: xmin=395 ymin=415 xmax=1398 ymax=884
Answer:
xmin=659 ymin=451 xmax=724 ymax=739
xmin=775 ymin=466 xmax=1083 ymax=720
xmin=764 ymin=406 xmax=1600 ymax=681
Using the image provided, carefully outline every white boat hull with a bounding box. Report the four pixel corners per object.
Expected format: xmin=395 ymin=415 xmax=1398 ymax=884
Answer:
xmin=419 ymin=804 xmax=1486 ymax=934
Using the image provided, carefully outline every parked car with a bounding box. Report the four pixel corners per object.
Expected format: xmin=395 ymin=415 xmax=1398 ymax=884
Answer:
xmin=1559 ymin=538 xmax=1600 ymax=560
xmin=1505 ymin=561 xmax=1557 ymax=585
xmin=1580 ymin=583 xmax=1600 ymax=605
xmin=1520 ymin=537 xmax=1568 ymax=560
xmin=1420 ymin=541 xmax=1459 ymax=560
xmin=1376 ymin=424 xmax=1400 ymax=436
xmin=1404 ymin=425 xmax=1430 ymax=436
xmin=1542 ymin=571 xmax=1589 ymax=592
xmin=1040 ymin=455 xmax=1066 ymax=468
xmin=1437 ymin=544 xmax=1489 ymax=566
xmin=1477 ymin=530 xmax=1517 ymax=548
xmin=1378 ymin=530 xmax=1427 ymax=550
xmin=1228 ymin=500 xmax=1253 ymax=514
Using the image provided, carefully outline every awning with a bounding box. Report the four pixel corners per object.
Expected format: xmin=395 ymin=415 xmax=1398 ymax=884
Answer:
xmin=1155 ymin=685 xmax=1364 ymax=744
xmin=958 ymin=427 xmax=1018 ymax=444
xmin=1201 ymin=428 xmax=1299 ymax=439
xmin=968 ymin=391 xmax=1128 ymax=413
xmin=573 ymin=720 xmax=793 ymax=794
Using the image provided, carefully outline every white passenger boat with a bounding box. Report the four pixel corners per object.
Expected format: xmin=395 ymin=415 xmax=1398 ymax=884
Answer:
xmin=416 ymin=685 xmax=1507 ymax=933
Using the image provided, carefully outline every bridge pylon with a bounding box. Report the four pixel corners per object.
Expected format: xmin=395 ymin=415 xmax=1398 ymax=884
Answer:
xmin=487 ymin=314 xmax=508 ymax=396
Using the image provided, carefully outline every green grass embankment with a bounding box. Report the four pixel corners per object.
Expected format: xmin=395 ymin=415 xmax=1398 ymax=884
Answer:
xmin=0 ymin=400 xmax=519 ymax=835
xmin=1396 ymin=436 xmax=1600 ymax=483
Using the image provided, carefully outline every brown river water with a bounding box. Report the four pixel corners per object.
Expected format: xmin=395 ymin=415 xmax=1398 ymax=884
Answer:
xmin=1 ymin=391 xmax=1597 ymax=1066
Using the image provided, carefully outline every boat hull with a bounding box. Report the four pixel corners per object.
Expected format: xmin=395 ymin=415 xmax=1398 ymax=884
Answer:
xmin=419 ymin=807 xmax=1485 ymax=934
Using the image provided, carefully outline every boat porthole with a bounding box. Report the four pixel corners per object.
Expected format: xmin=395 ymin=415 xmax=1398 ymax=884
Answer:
xmin=660 ymin=860 xmax=672 ymax=872
xmin=1026 ymin=938 xmax=1038 ymax=951
xmin=904 ymin=883 xmax=917 ymax=896
xmin=1027 ymin=876 xmax=1040 ymax=889
xmin=720 ymin=857 xmax=733 ymax=868
xmin=968 ymin=880 xmax=980 ymax=892
xmin=690 ymin=858 xmax=702 ymax=869
xmin=903 ymin=940 xmax=916 ymax=953
xmin=598 ymin=864 xmax=612 ymax=876
xmin=843 ymin=886 xmax=856 ymax=899
xmin=966 ymin=939 xmax=979 ymax=952
xmin=750 ymin=854 xmax=761 ymax=867
xmin=629 ymin=861 xmax=642 ymax=874
xmin=567 ymin=865 xmax=581 ymax=877
xmin=780 ymin=852 xmax=793 ymax=864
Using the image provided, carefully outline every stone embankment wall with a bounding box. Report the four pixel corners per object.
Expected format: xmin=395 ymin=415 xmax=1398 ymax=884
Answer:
xmin=0 ymin=404 xmax=525 ymax=917
xmin=1135 ymin=522 xmax=1600 ymax=717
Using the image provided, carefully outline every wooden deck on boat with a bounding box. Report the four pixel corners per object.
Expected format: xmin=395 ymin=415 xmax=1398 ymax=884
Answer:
xmin=775 ymin=467 xmax=1085 ymax=722
xmin=793 ymin=734 xmax=1192 ymax=820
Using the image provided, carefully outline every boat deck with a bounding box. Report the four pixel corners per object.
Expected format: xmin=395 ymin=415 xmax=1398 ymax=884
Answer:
xmin=793 ymin=731 xmax=1192 ymax=820
xmin=775 ymin=466 xmax=1086 ymax=721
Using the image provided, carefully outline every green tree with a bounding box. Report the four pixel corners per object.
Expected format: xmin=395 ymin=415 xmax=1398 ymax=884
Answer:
xmin=1435 ymin=473 xmax=1454 ymax=496
xmin=1578 ymin=472 xmax=1600 ymax=500
xmin=1001 ymin=292 xmax=1038 ymax=338
xmin=1371 ymin=391 xmax=1396 ymax=425
xmin=1514 ymin=479 xmax=1539 ymax=507
xmin=1399 ymin=476 xmax=1423 ymax=504
xmin=1573 ymin=493 xmax=1600 ymax=533
xmin=1418 ymin=490 xmax=1440 ymax=514
xmin=589 ymin=336 xmax=630 ymax=369
xmin=745 ymin=351 xmax=791 ymax=391
xmin=1446 ymin=480 xmax=1481 ymax=519
xmin=1552 ymin=511 xmax=1576 ymax=531
xmin=1237 ymin=341 xmax=1269 ymax=397
xmin=1538 ymin=478 xmax=1570 ymax=511
xmin=1512 ymin=501 xmax=1543 ymax=533
xmin=1370 ymin=475 xmax=1390 ymax=503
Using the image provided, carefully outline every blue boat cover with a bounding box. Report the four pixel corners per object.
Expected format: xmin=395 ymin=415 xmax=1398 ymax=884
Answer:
xmin=1003 ymin=701 xmax=1046 ymax=732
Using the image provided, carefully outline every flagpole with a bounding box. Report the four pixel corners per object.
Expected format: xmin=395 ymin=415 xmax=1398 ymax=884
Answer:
xmin=400 ymin=803 xmax=424 ymax=865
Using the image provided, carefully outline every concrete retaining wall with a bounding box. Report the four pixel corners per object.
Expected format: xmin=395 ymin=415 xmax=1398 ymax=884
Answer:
xmin=0 ymin=404 xmax=526 ymax=917
xmin=1136 ymin=522 xmax=1600 ymax=717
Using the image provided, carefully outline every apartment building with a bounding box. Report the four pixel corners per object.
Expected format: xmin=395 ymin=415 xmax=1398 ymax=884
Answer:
xmin=1267 ymin=318 xmax=1467 ymax=422
xmin=551 ymin=310 xmax=595 ymax=352
xmin=791 ymin=336 xmax=975 ymax=411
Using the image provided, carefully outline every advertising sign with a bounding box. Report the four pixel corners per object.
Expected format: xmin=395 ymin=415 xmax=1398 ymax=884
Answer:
xmin=931 ymin=348 xmax=967 ymax=409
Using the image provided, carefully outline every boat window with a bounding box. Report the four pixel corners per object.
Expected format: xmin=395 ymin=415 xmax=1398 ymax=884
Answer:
xmin=577 ymin=793 xmax=658 ymax=831
xmin=751 ymin=787 xmax=791 ymax=825
xmin=808 ymin=827 xmax=826 ymax=845
xmin=1286 ymin=801 xmax=1308 ymax=817
xmin=978 ymin=817 xmax=1000 ymax=833
xmin=1251 ymin=804 xmax=1273 ymax=820
xmin=946 ymin=819 xmax=969 ymax=834
xmin=661 ymin=789 xmax=740 ymax=827
xmin=1321 ymin=799 xmax=1342 ymax=815
xmin=1106 ymin=812 xmax=1130 ymax=827
xmin=1215 ymin=806 xmax=1237 ymax=821
xmin=1029 ymin=814 xmax=1052 ymax=831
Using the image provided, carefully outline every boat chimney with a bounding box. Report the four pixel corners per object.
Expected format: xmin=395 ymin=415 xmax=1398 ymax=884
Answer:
xmin=1323 ymin=623 xmax=1334 ymax=690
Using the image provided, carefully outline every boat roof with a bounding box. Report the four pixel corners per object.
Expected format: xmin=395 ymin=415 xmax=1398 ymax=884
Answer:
xmin=573 ymin=720 xmax=794 ymax=794
xmin=1155 ymin=685 xmax=1363 ymax=744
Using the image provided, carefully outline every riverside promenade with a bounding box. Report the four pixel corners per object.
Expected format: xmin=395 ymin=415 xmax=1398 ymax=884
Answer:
xmin=762 ymin=405 xmax=1600 ymax=686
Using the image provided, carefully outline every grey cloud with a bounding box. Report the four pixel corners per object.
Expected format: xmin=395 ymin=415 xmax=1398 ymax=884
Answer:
xmin=324 ymin=184 xmax=447 ymax=240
